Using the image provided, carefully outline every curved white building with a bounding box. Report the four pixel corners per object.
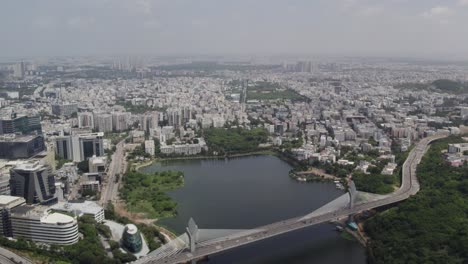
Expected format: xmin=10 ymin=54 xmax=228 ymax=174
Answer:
xmin=10 ymin=205 xmax=79 ymax=245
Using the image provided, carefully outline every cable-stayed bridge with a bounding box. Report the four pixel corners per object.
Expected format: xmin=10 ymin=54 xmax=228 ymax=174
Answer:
xmin=135 ymin=135 xmax=446 ymax=264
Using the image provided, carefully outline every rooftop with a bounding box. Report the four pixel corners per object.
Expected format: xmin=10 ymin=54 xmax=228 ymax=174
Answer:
xmin=11 ymin=204 xmax=76 ymax=224
xmin=13 ymin=162 xmax=45 ymax=172
xmin=51 ymin=200 xmax=103 ymax=215
xmin=0 ymin=134 xmax=42 ymax=143
xmin=41 ymin=212 xmax=75 ymax=225
xmin=0 ymin=195 xmax=25 ymax=208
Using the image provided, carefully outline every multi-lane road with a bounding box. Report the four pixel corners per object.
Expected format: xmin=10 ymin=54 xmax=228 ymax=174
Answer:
xmin=100 ymin=139 xmax=127 ymax=206
xmin=140 ymin=134 xmax=446 ymax=264
xmin=0 ymin=246 xmax=32 ymax=264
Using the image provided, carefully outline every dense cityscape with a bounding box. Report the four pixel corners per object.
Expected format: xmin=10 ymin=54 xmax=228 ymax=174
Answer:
xmin=1 ymin=0 xmax=468 ymax=263
xmin=0 ymin=56 xmax=466 ymax=263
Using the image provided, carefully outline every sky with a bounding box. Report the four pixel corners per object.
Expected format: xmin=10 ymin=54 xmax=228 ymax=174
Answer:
xmin=1 ymin=0 xmax=468 ymax=58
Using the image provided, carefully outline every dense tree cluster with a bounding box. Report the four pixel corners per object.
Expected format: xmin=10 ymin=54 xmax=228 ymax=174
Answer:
xmin=204 ymin=127 xmax=268 ymax=154
xmin=365 ymin=136 xmax=468 ymax=263
xmin=121 ymin=170 xmax=184 ymax=218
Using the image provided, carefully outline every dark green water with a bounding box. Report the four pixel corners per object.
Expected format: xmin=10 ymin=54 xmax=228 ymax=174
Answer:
xmin=141 ymin=155 xmax=366 ymax=264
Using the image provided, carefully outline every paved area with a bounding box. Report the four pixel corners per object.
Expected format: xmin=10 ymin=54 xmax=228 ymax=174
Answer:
xmin=0 ymin=246 xmax=33 ymax=264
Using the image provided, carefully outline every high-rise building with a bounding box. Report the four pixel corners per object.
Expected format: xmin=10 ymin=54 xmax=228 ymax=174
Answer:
xmin=296 ymin=61 xmax=312 ymax=72
xmin=55 ymin=136 xmax=73 ymax=160
xmin=112 ymin=112 xmax=129 ymax=132
xmin=144 ymin=140 xmax=155 ymax=156
xmin=167 ymin=109 xmax=182 ymax=128
xmin=13 ymin=62 xmax=25 ymax=79
xmin=55 ymin=132 xmax=104 ymax=162
xmin=78 ymin=112 xmax=94 ymax=129
xmin=0 ymin=134 xmax=46 ymax=159
xmin=94 ymin=113 xmax=113 ymax=133
xmin=10 ymin=163 xmax=56 ymax=205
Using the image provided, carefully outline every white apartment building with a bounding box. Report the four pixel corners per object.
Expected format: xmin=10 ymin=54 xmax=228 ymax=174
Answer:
xmin=78 ymin=112 xmax=94 ymax=129
xmin=145 ymin=140 xmax=155 ymax=156
xmin=94 ymin=113 xmax=113 ymax=133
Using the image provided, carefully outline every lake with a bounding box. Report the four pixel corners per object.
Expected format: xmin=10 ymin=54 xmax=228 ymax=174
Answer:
xmin=141 ymin=155 xmax=366 ymax=264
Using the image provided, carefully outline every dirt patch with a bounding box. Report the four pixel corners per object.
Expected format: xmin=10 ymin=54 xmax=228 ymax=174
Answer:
xmin=297 ymin=167 xmax=340 ymax=180
xmin=113 ymin=200 xmax=177 ymax=241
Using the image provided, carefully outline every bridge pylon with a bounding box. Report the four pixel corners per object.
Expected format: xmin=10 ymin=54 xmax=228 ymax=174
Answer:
xmin=348 ymin=180 xmax=357 ymax=209
xmin=347 ymin=180 xmax=358 ymax=222
xmin=186 ymin=218 xmax=199 ymax=253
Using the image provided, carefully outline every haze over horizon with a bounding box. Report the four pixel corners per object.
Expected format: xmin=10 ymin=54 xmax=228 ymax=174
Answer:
xmin=2 ymin=0 xmax=468 ymax=59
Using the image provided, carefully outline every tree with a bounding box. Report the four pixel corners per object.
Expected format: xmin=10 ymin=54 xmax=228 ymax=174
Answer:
xmin=77 ymin=160 xmax=89 ymax=173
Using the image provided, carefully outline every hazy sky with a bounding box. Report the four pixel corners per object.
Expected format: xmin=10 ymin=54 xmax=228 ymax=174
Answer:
xmin=1 ymin=0 xmax=468 ymax=58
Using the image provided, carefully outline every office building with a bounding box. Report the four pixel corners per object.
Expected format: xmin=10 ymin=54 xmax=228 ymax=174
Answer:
xmin=9 ymin=204 xmax=79 ymax=245
xmin=55 ymin=135 xmax=73 ymax=160
xmin=0 ymin=195 xmax=26 ymax=236
xmin=0 ymin=134 xmax=46 ymax=159
xmin=0 ymin=113 xmax=42 ymax=135
xmin=0 ymin=172 xmax=10 ymax=196
xmin=10 ymin=163 xmax=56 ymax=205
xmin=55 ymin=132 xmax=104 ymax=162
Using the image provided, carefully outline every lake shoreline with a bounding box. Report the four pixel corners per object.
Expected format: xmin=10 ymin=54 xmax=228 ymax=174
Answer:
xmin=135 ymin=149 xmax=305 ymax=171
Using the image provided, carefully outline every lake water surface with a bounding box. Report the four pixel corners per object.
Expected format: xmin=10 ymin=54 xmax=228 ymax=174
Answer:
xmin=141 ymin=155 xmax=366 ymax=264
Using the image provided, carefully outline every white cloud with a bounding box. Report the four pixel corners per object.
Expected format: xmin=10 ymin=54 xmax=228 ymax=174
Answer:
xmin=191 ymin=19 xmax=207 ymax=27
xmin=143 ymin=19 xmax=161 ymax=29
xmin=459 ymin=0 xmax=468 ymax=6
xmin=31 ymin=16 xmax=56 ymax=29
xmin=135 ymin=0 xmax=153 ymax=15
xmin=358 ymin=6 xmax=384 ymax=16
xmin=422 ymin=6 xmax=453 ymax=18
xmin=67 ymin=17 xmax=96 ymax=29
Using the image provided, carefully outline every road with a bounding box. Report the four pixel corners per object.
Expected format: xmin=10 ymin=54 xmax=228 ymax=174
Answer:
xmin=100 ymin=139 xmax=127 ymax=206
xmin=140 ymin=134 xmax=446 ymax=264
xmin=0 ymin=246 xmax=32 ymax=264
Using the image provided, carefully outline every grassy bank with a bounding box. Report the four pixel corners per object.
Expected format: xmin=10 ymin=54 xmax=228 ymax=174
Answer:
xmin=121 ymin=170 xmax=184 ymax=219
